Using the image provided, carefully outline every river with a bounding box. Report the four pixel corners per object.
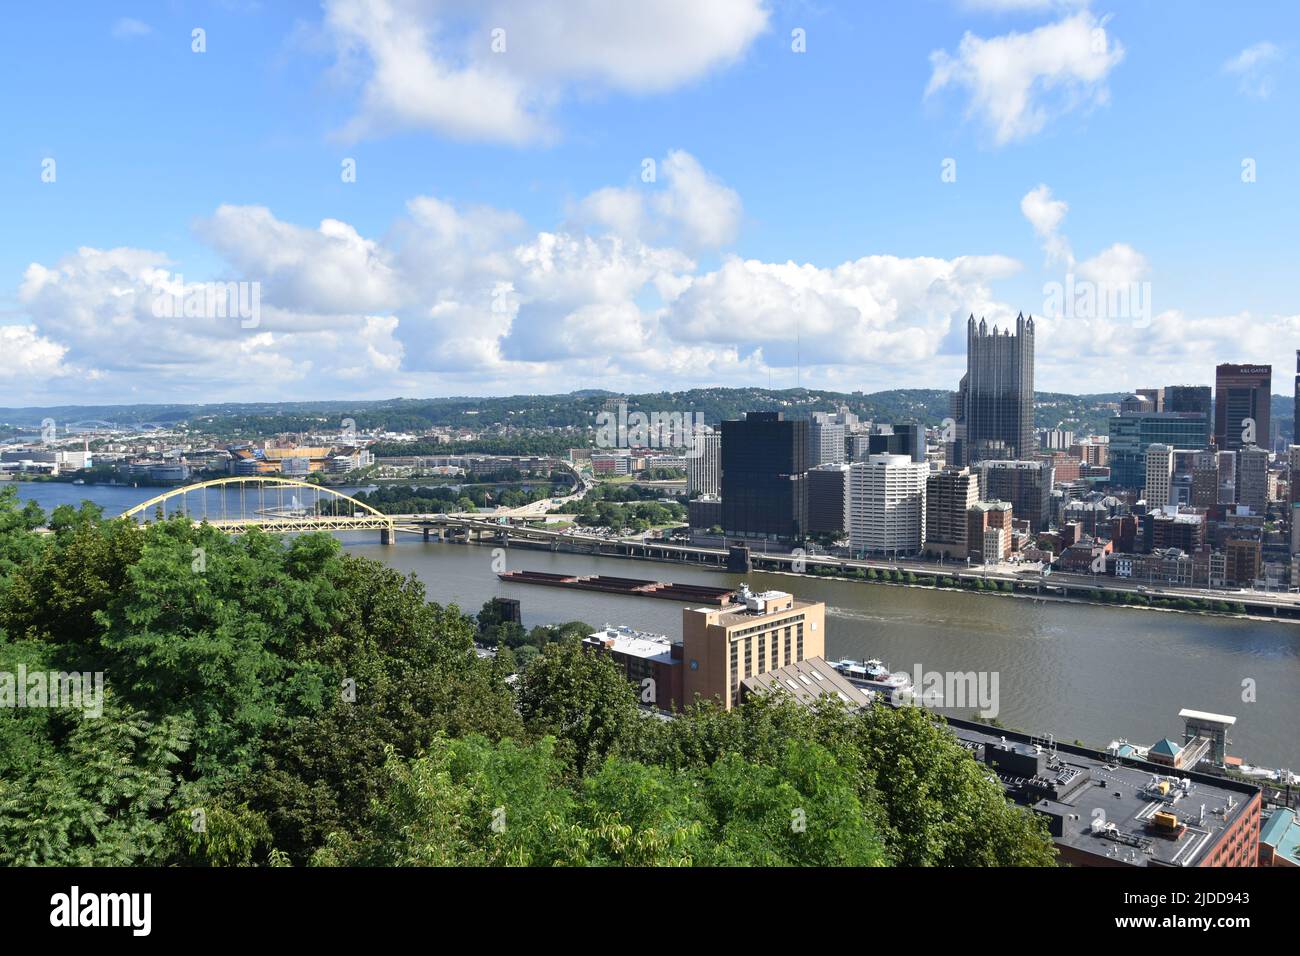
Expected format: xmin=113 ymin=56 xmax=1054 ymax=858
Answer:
xmin=11 ymin=480 xmax=1300 ymax=770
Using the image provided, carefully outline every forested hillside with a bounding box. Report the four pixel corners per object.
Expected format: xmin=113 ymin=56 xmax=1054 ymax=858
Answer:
xmin=5 ymin=387 xmax=1140 ymax=440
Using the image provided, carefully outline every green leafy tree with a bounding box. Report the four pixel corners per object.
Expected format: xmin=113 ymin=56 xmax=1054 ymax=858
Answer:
xmin=850 ymin=704 xmax=1057 ymax=866
xmin=0 ymin=696 xmax=192 ymax=866
xmin=516 ymin=639 xmax=639 ymax=775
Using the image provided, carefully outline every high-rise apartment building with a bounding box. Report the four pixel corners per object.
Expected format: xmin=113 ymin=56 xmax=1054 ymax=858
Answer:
xmin=682 ymin=586 xmax=826 ymax=710
xmin=977 ymin=459 xmax=1053 ymax=533
xmin=720 ymin=412 xmax=808 ymax=542
xmin=924 ymin=468 xmax=980 ymax=559
xmin=686 ymin=428 xmax=720 ymax=497
xmin=848 ymin=454 xmax=928 ymax=556
xmin=956 ymin=313 xmax=1036 ymax=465
xmin=1144 ymin=443 xmax=1175 ymax=509
xmin=1215 ymin=364 xmax=1271 ymax=452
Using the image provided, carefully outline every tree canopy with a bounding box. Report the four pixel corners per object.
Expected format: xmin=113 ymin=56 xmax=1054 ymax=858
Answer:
xmin=0 ymin=485 xmax=1055 ymax=867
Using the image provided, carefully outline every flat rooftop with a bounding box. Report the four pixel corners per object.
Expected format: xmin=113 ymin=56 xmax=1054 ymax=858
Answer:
xmin=945 ymin=717 xmax=1259 ymax=867
xmin=584 ymin=626 xmax=677 ymax=663
xmin=699 ymin=596 xmax=820 ymax=629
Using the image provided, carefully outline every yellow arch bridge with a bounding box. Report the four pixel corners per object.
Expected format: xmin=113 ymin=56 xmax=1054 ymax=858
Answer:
xmin=120 ymin=477 xmax=399 ymax=543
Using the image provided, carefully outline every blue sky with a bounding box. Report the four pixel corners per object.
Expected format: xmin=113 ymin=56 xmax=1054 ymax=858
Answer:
xmin=1 ymin=0 xmax=1297 ymax=405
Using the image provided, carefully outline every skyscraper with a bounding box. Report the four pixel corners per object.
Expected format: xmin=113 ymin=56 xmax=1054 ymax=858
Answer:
xmin=848 ymin=454 xmax=928 ymax=556
xmin=1289 ymin=445 xmax=1300 ymax=506
xmin=720 ymin=412 xmax=808 ymax=542
xmin=925 ymin=468 xmax=980 ymax=559
xmin=806 ymin=463 xmax=851 ymax=537
xmin=957 ymin=313 xmax=1035 ymax=465
xmin=1144 ymin=444 xmax=1174 ymax=509
xmin=1107 ymin=411 xmax=1210 ymax=488
xmin=1165 ymin=385 xmax=1213 ymax=446
xmin=977 ymin=459 xmax=1054 ymax=533
xmin=867 ymin=423 xmax=926 ymax=463
xmin=1293 ymin=351 xmax=1299 ymax=445
xmin=1237 ymin=445 xmax=1270 ymax=515
xmin=1216 ymin=450 xmax=1237 ymax=505
xmin=1215 ymin=364 xmax=1271 ymax=453
xmin=807 ymin=411 xmax=848 ymax=466
xmin=1191 ymin=450 xmax=1219 ymax=508
xmin=686 ymin=428 xmax=720 ymax=496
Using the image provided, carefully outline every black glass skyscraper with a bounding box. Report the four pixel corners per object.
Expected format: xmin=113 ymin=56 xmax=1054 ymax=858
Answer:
xmin=957 ymin=313 xmax=1036 ymax=465
xmin=1165 ymin=385 xmax=1212 ymax=446
xmin=867 ymin=423 xmax=925 ymax=463
xmin=720 ymin=412 xmax=808 ymax=541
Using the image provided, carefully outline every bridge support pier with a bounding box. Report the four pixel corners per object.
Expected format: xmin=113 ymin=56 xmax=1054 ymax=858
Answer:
xmin=422 ymin=528 xmax=431 ymax=542
xmin=380 ymin=527 xmax=397 ymax=545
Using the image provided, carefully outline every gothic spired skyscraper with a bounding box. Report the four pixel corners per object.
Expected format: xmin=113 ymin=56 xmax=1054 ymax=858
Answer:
xmin=955 ymin=313 xmax=1036 ymax=465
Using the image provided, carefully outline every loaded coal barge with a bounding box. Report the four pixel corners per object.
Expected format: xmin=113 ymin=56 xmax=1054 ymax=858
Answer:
xmin=496 ymin=569 xmax=735 ymax=605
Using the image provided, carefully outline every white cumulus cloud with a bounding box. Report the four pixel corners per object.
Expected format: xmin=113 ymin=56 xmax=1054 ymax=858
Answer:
xmin=0 ymin=325 xmax=71 ymax=380
xmin=1223 ymin=42 xmax=1283 ymax=98
xmin=1020 ymin=184 xmax=1073 ymax=266
xmin=569 ymin=150 xmax=743 ymax=250
xmin=325 ymin=0 xmax=770 ymax=143
xmin=927 ymin=10 xmax=1124 ymax=144
xmin=18 ymin=152 xmax=1293 ymax=403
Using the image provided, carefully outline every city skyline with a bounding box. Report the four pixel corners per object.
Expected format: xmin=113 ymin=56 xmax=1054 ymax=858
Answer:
xmin=4 ymin=0 xmax=1298 ymax=899
xmin=1 ymin=1 xmax=1298 ymax=406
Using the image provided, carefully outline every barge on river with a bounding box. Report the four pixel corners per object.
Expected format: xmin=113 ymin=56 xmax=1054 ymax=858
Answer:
xmin=497 ymin=569 xmax=735 ymax=605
